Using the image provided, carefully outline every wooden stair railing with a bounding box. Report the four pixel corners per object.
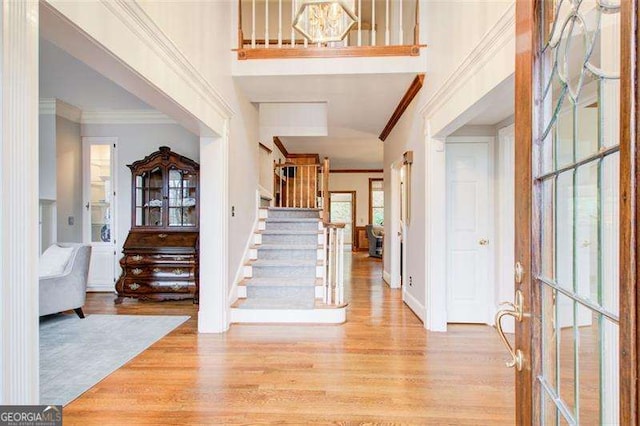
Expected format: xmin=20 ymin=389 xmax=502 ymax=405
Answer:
xmin=273 ymin=157 xmax=330 ymax=215
xmin=236 ymin=0 xmax=424 ymax=60
xmin=323 ymin=221 xmax=346 ymax=306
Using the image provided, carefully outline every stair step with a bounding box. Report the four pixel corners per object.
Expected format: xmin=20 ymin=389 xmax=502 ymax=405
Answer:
xmin=263 ymin=207 xmax=322 ymax=212
xmin=232 ymin=298 xmax=347 ymax=310
xmin=258 ymin=230 xmax=321 ymax=235
xmin=240 ymin=277 xmax=322 ymax=287
xmin=263 ymin=218 xmax=320 ymax=223
xmin=253 ymin=244 xmax=320 ymax=250
xmin=248 ymin=259 xmax=320 ymax=267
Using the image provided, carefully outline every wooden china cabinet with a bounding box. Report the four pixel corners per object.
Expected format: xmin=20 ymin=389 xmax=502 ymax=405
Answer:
xmin=115 ymin=146 xmax=200 ymax=304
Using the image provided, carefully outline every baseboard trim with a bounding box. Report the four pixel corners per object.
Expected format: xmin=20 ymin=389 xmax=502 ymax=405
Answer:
xmin=86 ymin=285 xmax=115 ymax=293
xmin=230 ymin=307 xmax=346 ymax=324
xmin=402 ymin=289 xmax=425 ymax=323
xmin=383 ymin=270 xmax=391 ymax=286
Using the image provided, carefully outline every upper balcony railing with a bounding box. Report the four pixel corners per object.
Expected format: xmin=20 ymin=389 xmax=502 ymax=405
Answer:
xmin=236 ymin=0 xmax=422 ymax=60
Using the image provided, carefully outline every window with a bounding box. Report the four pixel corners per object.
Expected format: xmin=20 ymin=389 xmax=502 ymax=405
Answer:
xmin=369 ymin=178 xmax=384 ymax=226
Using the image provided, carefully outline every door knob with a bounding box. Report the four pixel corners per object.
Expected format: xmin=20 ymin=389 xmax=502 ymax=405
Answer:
xmin=494 ymin=290 xmax=525 ymax=371
xmin=479 ymin=238 xmax=489 ymax=246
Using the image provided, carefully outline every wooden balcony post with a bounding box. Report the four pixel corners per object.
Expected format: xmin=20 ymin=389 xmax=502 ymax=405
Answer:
xmin=322 ymin=157 xmax=330 ymax=222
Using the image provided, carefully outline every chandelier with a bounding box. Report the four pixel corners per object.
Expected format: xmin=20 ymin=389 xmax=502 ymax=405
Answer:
xmin=293 ymin=1 xmax=358 ymax=44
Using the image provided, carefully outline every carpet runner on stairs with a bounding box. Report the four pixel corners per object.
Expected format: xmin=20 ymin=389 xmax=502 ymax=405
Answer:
xmin=230 ymin=207 xmax=346 ymax=324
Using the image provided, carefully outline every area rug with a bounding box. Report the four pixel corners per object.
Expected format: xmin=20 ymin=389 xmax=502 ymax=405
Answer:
xmin=40 ymin=314 xmax=189 ymax=406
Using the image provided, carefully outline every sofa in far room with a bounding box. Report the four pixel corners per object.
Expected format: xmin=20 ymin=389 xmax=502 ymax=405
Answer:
xmin=366 ymin=225 xmax=384 ymax=258
xmin=39 ymin=243 xmax=92 ymax=318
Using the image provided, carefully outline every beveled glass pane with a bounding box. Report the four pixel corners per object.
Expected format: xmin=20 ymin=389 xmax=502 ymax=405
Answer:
xmin=541 ymin=179 xmax=556 ymax=279
xmin=601 ymin=152 xmax=619 ymax=316
xmin=542 ymin=388 xmax=559 ymax=426
xmin=557 ymin=292 xmax=576 ymax=417
xmin=574 ymin=162 xmax=598 ymax=302
xmin=601 ymin=317 xmax=620 ymax=424
xmin=575 ymin=76 xmax=599 ymax=160
xmin=577 ymin=307 xmax=600 ymax=424
xmin=169 ymin=208 xmax=182 ymax=227
xmin=169 ymin=169 xmax=182 ymax=188
xmin=542 ymin=285 xmax=558 ymax=390
xmin=600 ymin=78 xmax=620 ymax=148
xmin=556 ymin=172 xmax=574 ymax=289
xmin=555 ymin=103 xmax=575 ymax=169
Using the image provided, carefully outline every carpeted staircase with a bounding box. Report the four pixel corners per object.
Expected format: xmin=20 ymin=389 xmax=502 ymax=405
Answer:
xmin=230 ymin=207 xmax=346 ymax=324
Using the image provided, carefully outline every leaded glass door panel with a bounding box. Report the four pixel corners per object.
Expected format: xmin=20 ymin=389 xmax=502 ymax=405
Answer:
xmin=510 ymin=0 xmax=638 ymax=424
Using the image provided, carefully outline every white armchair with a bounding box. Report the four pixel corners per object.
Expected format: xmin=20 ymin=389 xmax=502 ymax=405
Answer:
xmin=39 ymin=244 xmax=92 ymax=318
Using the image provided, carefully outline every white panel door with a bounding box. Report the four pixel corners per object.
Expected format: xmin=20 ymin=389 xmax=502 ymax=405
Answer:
xmin=446 ymin=141 xmax=491 ymax=323
xmin=83 ymin=137 xmax=117 ymax=291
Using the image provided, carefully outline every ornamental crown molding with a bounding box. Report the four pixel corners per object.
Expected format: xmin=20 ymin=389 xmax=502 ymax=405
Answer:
xmin=101 ymin=0 xmax=234 ymax=119
xmin=81 ymin=109 xmax=176 ymax=125
xmin=419 ymin=2 xmax=515 ymax=118
xmin=56 ymin=100 xmax=82 ymax=123
xmin=39 ymin=99 xmax=82 ymax=123
xmin=39 ymin=98 xmax=56 ymax=115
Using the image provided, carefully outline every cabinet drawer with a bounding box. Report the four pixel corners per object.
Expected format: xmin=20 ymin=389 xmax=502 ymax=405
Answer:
xmin=124 ymin=254 xmax=195 ymax=264
xmin=125 ymin=265 xmax=194 ymax=279
xmin=119 ymin=279 xmax=195 ymax=294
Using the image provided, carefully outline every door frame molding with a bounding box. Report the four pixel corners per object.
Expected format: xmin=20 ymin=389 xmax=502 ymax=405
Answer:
xmin=387 ymin=159 xmax=403 ymax=289
xmin=445 ymin=136 xmax=496 ymax=325
xmin=619 ymin=0 xmax=639 ymax=421
xmin=0 ymin=0 xmax=40 ymax=404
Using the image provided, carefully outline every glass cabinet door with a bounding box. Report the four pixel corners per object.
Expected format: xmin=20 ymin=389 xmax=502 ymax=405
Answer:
xmin=168 ymin=167 xmax=197 ymax=227
xmin=135 ymin=166 xmax=164 ymax=227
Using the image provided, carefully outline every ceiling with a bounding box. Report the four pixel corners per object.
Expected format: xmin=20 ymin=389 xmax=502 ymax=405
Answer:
xmin=236 ymin=73 xmax=416 ymax=169
xmin=39 ymin=38 xmax=152 ymax=111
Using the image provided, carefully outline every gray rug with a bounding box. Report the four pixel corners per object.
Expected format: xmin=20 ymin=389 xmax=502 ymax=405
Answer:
xmin=40 ymin=314 xmax=189 ymax=406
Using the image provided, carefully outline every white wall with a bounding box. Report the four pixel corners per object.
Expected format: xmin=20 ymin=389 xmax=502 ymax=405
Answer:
xmin=39 ymin=114 xmax=56 ymax=200
xmin=329 ymin=172 xmax=383 ymax=227
xmin=383 ymin=1 xmax=515 ymax=330
xmin=136 ymin=1 xmax=261 ymax=295
xmin=383 ymin=99 xmax=426 ymax=318
xmin=81 ymin=123 xmax=199 ymax=259
xmin=56 ymin=116 xmax=83 ymax=243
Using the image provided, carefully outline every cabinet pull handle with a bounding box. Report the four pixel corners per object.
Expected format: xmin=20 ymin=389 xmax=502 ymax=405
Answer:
xmin=132 ymin=255 xmax=143 ymax=262
xmin=132 ymin=268 xmax=143 ymax=275
xmin=153 ymin=268 xmax=161 ymax=273
xmin=158 ymin=233 xmax=168 ymax=239
xmin=173 ymin=268 xmax=184 ymax=275
xmin=129 ymin=283 xmax=140 ymax=291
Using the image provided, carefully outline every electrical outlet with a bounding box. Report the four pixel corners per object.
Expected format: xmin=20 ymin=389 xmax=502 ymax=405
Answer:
xmin=409 ymin=276 xmax=413 ymax=287
xmin=68 ymin=216 xmax=74 ymax=226
xmin=231 ymin=206 xmax=235 ymax=217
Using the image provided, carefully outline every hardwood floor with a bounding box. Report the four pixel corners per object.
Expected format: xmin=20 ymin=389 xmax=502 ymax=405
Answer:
xmin=64 ymin=252 xmax=515 ymax=424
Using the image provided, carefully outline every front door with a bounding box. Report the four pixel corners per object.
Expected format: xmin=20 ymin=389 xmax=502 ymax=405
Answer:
xmin=83 ymin=137 xmax=117 ymax=291
xmin=501 ymin=0 xmax=639 ymax=423
xmin=446 ymin=140 xmax=492 ymax=323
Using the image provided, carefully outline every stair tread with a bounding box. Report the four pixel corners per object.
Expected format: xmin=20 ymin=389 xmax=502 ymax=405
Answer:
xmin=232 ymin=298 xmax=347 ymax=310
xmin=248 ymin=259 xmax=320 ymax=267
xmin=262 ymin=207 xmax=322 ymax=211
xmin=240 ymin=277 xmax=322 ymax=287
xmin=253 ymin=244 xmax=321 ymax=250
xmin=262 ymin=218 xmax=320 ymax=223
xmin=258 ymin=230 xmax=321 ymax=235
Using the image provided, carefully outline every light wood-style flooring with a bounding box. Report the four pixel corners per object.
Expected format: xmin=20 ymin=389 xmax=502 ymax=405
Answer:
xmin=64 ymin=252 xmax=515 ymax=424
